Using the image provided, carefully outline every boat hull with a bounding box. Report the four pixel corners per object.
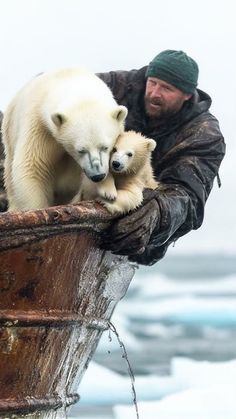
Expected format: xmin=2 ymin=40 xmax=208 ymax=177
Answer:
xmin=0 ymin=204 xmax=135 ymax=417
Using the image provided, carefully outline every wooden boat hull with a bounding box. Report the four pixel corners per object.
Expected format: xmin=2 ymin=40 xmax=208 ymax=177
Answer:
xmin=0 ymin=204 xmax=135 ymax=418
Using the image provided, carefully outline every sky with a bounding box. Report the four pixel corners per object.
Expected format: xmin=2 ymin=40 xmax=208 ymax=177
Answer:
xmin=0 ymin=0 xmax=235 ymax=253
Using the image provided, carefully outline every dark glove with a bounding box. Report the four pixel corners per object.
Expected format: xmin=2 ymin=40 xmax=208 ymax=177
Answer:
xmin=101 ymin=191 xmax=160 ymax=257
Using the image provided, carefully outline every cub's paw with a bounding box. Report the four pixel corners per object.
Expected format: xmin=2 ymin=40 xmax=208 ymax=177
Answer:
xmin=98 ymin=188 xmax=117 ymax=202
xmin=102 ymin=199 xmax=142 ymax=215
xmin=102 ymin=201 xmax=123 ymax=215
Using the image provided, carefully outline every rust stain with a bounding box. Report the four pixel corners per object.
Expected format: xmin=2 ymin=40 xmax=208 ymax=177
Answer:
xmin=17 ymin=280 xmax=39 ymax=301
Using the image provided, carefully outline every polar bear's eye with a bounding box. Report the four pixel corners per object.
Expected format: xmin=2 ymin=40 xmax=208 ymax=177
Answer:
xmin=127 ymin=152 xmax=133 ymax=157
xmin=78 ymin=149 xmax=86 ymax=155
xmin=101 ymin=146 xmax=108 ymax=152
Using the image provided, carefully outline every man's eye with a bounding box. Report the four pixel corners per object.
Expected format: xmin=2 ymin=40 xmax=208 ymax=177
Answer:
xmin=162 ymin=84 xmax=173 ymax=92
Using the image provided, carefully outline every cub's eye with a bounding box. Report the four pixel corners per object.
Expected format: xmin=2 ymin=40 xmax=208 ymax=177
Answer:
xmin=112 ymin=147 xmax=117 ymax=152
xmin=78 ymin=149 xmax=86 ymax=155
xmin=101 ymin=146 xmax=108 ymax=152
xmin=127 ymin=152 xmax=133 ymax=157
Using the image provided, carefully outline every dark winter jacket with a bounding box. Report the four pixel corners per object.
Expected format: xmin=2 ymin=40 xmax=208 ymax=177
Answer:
xmin=97 ymin=67 xmax=226 ymax=265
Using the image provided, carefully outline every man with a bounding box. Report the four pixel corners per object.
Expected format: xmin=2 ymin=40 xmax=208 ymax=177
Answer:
xmin=97 ymin=49 xmax=226 ymax=265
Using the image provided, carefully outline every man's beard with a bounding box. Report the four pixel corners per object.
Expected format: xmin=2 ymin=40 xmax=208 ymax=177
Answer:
xmin=144 ymin=97 xmax=181 ymax=120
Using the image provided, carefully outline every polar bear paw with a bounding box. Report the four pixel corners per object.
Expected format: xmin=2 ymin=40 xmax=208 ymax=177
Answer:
xmin=101 ymin=201 xmax=126 ymax=215
xmin=98 ymin=187 xmax=117 ymax=202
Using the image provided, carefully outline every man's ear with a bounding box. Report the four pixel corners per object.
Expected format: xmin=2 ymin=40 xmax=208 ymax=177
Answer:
xmin=184 ymin=93 xmax=192 ymax=102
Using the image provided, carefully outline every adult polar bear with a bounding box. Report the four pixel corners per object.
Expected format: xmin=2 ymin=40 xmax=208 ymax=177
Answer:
xmin=2 ymin=68 xmax=127 ymax=210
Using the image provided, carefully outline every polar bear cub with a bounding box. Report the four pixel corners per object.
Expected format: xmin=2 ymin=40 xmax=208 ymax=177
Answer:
xmin=72 ymin=130 xmax=158 ymax=214
xmin=2 ymin=67 xmax=127 ymax=210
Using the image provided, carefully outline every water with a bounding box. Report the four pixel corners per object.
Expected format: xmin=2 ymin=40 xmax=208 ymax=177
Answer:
xmin=69 ymin=252 xmax=236 ymax=418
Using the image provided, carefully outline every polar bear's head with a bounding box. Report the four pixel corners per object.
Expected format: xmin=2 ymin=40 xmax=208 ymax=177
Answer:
xmin=50 ymin=102 xmax=128 ymax=182
xmin=110 ymin=131 xmax=156 ymax=174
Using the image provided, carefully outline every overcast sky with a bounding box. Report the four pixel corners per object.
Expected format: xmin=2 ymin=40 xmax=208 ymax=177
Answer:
xmin=0 ymin=0 xmax=235 ymax=253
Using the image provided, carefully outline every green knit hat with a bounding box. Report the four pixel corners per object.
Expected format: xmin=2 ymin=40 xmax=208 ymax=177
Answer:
xmin=146 ymin=50 xmax=199 ymax=94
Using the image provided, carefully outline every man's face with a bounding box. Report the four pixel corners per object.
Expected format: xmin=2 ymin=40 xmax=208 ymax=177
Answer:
xmin=144 ymin=77 xmax=192 ymax=119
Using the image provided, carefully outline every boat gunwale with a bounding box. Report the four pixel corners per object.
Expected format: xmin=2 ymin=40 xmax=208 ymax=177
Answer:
xmin=0 ymin=202 xmax=117 ymax=251
xmin=0 ymin=202 xmax=114 ymax=230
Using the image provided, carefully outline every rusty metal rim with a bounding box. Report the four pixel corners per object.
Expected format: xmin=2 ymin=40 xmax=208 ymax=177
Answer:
xmin=0 ymin=202 xmax=114 ymax=231
xmin=0 ymin=310 xmax=108 ymax=330
xmin=0 ymin=393 xmax=80 ymax=414
xmin=0 ymin=205 xmax=115 ymax=251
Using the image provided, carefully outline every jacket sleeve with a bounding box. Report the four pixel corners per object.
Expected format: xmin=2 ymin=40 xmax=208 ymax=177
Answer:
xmin=135 ymin=116 xmax=226 ymax=265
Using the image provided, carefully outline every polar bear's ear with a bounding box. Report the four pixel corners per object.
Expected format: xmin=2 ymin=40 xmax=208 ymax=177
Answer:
xmin=51 ymin=113 xmax=67 ymax=127
xmin=146 ymin=138 xmax=156 ymax=152
xmin=112 ymin=105 xmax=128 ymax=122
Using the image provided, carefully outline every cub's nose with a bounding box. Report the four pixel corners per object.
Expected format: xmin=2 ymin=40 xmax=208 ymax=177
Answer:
xmin=112 ymin=161 xmax=121 ymax=170
xmin=90 ymin=174 xmax=106 ymax=183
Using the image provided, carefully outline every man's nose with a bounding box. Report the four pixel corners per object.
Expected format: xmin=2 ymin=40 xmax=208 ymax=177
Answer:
xmin=150 ymin=84 xmax=161 ymax=97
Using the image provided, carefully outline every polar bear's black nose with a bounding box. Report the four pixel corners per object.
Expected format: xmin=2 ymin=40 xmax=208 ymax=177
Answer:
xmin=91 ymin=174 xmax=106 ymax=183
xmin=112 ymin=161 xmax=121 ymax=170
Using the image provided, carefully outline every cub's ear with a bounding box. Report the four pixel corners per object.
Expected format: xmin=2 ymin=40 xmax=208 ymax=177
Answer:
xmin=112 ymin=105 xmax=128 ymax=122
xmin=51 ymin=113 xmax=67 ymax=127
xmin=146 ymin=138 xmax=156 ymax=152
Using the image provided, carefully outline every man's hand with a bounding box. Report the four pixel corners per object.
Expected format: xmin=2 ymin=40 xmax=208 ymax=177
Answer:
xmin=101 ymin=194 xmax=160 ymax=256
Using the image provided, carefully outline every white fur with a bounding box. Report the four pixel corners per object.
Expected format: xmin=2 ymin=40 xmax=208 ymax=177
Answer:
xmin=2 ymin=67 xmax=127 ymax=210
xmin=72 ymin=130 xmax=159 ymax=214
